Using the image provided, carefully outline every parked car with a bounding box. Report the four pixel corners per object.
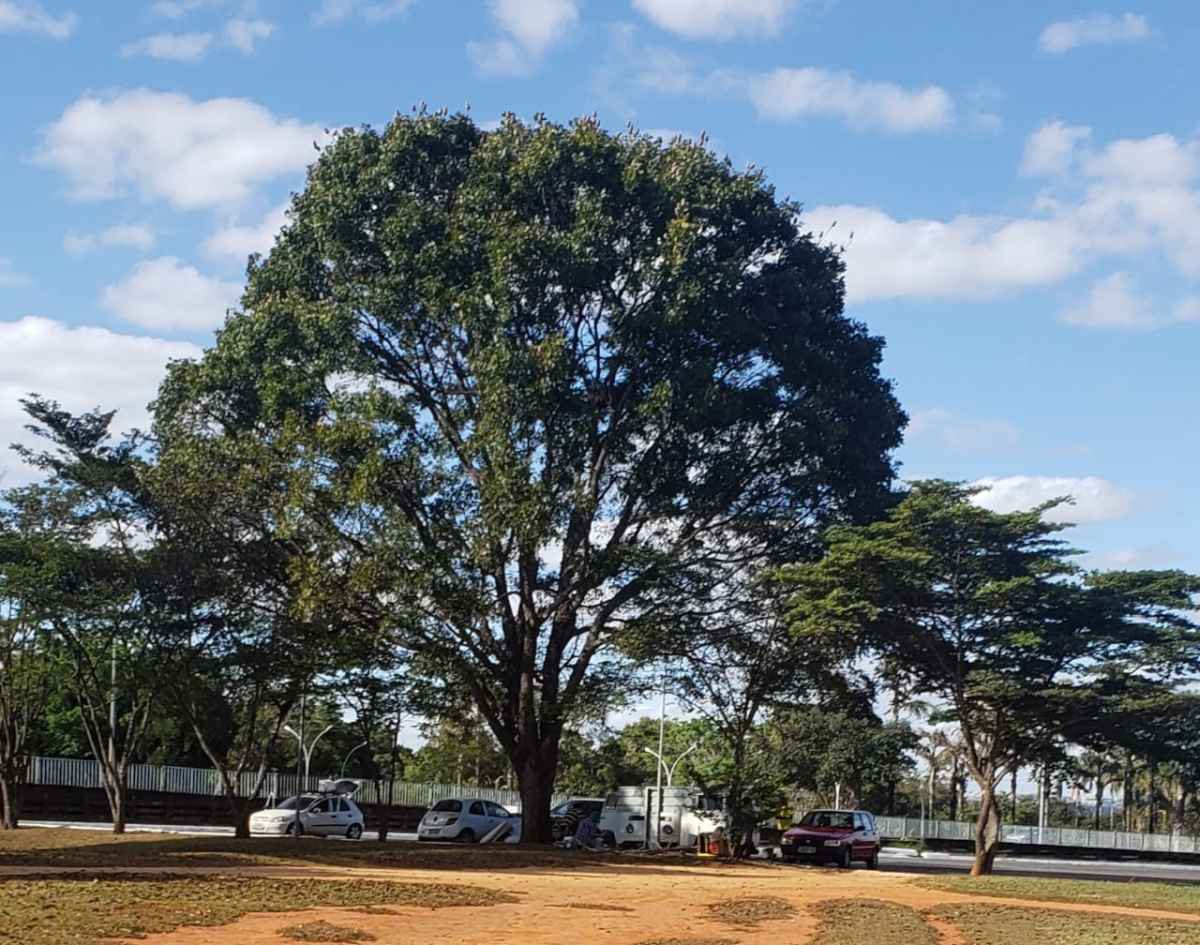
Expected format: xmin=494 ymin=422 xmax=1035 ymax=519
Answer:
xmin=780 ymin=809 xmax=880 ymax=868
xmin=417 ymin=797 xmax=518 ymax=843
xmin=550 ymin=798 xmax=609 ymax=843
xmin=248 ymin=792 xmax=365 ymax=839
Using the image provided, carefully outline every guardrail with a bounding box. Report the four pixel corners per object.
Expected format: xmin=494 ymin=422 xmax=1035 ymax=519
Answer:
xmin=875 ymin=815 xmax=1200 ymax=855
xmin=25 ymin=755 xmax=565 ymax=812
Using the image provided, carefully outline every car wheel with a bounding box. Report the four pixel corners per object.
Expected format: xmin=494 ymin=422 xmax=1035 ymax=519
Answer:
xmin=866 ymin=847 xmax=879 ymax=869
xmin=346 ymin=823 xmax=363 ymax=840
xmin=458 ymin=828 xmax=476 ymax=844
xmin=286 ymin=821 xmax=304 ymax=837
xmin=838 ymin=844 xmax=852 ymax=869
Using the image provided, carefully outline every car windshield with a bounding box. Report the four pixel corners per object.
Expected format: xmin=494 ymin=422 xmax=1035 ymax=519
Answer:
xmin=431 ymin=799 xmax=463 ymax=813
xmin=800 ymin=811 xmax=854 ymax=829
xmin=274 ymin=794 xmax=318 ymax=811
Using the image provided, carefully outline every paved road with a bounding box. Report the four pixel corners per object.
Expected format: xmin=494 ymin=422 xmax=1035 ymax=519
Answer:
xmin=19 ymin=820 xmax=1200 ymax=883
xmin=876 ymin=849 xmax=1200 ymax=884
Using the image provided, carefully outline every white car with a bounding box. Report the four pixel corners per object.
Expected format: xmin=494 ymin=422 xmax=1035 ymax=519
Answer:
xmin=249 ymin=792 xmax=365 ymax=839
xmin=417 ymin=797 xmax=519 ymax=843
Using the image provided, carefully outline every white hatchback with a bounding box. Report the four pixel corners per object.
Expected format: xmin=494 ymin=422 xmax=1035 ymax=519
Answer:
xmin=249 ymin=792 xmax=366 ymax=839
xmin=417 ymin=797 xmax=519 ymax=843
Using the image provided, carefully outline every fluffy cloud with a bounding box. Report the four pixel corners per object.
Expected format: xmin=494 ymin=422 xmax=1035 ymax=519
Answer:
xmin=204 ymin=202 xmax=289 ymax=262
xmin=0 ymin=0 xmax=77 ymax=38
xmin=633 ymin=50 xmax=954 ymax=135
xmin=120 ymin=31 xmax=214 ymax=61
xmin=745 ymin=68 xmax=953 ymax=133
xmin=1039 ymin=12 xmax=1150 ymax=53
xmin=0 ymin=259 xmax=32 ymax=289
xmin=1062 ymin=272 xmax=1200 ymax=330
xmin=972 ymin=476 xmax=1134 ymax=524
xmin=63 ymin=224 xmax=156 ymax=255
xmin=121 ymin=19 xmax=275 ymax=60
xmin=801 ymin=205 xmax=1083 ymax=302
xmin=101 ymin=257 xmax=242 ymax=331
xmin=225 ymin=18 xmax=274 ymax=53
xmin=0 ymin=317 xmax=200 ymax=483
xmin=632 ymin=0 xmax=797 ymax=40
xmin=150 ymin=0 xmax=223 ymax=17
xmin=1021 ymin=121 xmax=1091 ymax=177
xmin=907 ymin=408 xmax=1019 ymax=451
xmin=468 ymin=0 xmax=578 ymax=77
xmin=312 ymin=0 xmax=413 ymax=26
xmin=805 ymin=123 xmax=1200 ymax=315
xmin=37 ymin=90 xmax=326 ymax=210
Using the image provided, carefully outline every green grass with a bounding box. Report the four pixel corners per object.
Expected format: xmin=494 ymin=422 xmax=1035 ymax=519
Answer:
xmin=0 ymin=872 xmax=514 ymax=945
xmin=935 ymin=903 xmax=1200 ymax=945
xmin=280 ymin=920 xmax=378 ymax=942
xmin=809 ymin=899 xmax=938 ymax=945
xmin=706 ymin=895 xmax=797 ymax=927
xmin=917 ymin=875 xmax=1200 ymax=916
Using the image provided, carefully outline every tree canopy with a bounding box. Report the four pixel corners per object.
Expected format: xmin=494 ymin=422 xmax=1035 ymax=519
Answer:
xmin=153 ymin=111 xmax=906 ymax=839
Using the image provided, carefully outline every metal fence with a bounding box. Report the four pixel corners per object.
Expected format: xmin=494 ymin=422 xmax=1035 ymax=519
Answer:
xmin=25 ymin=755 xmax=565 ymax=812
xmin=875 ymin=815 xmax=1200 ymax=855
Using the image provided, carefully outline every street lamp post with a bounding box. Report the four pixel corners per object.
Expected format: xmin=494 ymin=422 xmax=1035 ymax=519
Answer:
xmin=283 ymin=717 xmax=334 ymax=840
xmin=643 ymin=742 xmax=700 ymax=849
xmin=340 ymin=741 xmax=370 ymax=779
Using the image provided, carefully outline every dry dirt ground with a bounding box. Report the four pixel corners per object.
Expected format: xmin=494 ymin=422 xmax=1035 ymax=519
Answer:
xmin=9 ymin=857 xmax=1200 ymax=945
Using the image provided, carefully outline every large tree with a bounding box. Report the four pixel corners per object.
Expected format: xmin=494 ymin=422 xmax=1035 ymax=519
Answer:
xmin=777 ymin=480 xmax=1200 ymax=875
xmin=153 ymin=112 xmax=905 ymax=840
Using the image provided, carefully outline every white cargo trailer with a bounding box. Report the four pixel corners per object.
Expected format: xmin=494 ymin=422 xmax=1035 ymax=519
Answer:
xmin=600 ymin=785 xmax=725 ymax=849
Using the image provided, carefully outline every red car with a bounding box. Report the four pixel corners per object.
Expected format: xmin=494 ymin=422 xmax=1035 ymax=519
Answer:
xmin=780 ymin=809 xmax=881 ymax=868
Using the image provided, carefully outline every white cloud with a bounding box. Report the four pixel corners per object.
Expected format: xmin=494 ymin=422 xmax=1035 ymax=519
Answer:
xmin=0 ymin=0 xmax=77 ymax=39
xmin=101 ymin=257 xmax=242 ymax=331
xmin=633 ymin=0 xmax=797 ymax=40
xmin=0 ymin=259 xmax=32 ymax=289
xmin=151 ymin=0 xmax=222 ymax=17
xmin=1039 ymin=12 xmax=1150 ymax=53
xmin=204 ymin=202 xmax=289 ymax=262
xmin=120 ymin=31 xmax=214 ymax=61
xmin=225 ymin=18 xmax=274 ymax=53
xmin=972 ymin=475 xmax=1134 ymax=524
xmin=745 ymin=67 xmax=953 ymax=133
xmin=313 ymin=0 xmax=413 ymax=26
xmin=1062 ymin=272 xmax=1200 ymax=331
xmin=63 ymin=224 xmax=157 ymax=255
xmin=1021 ymin=121 xmax=1091 ymax=177
xmin=907 ymin=408 xmax=1019 ymax=452
xmin=802 ymin=205 xmax=1084 ymax=302
xmin=37 ymin=90 xmax=327 ymax=210
xmin=468 ymin=0 xmax=578 ymax=77
xmin=0 ymin=317 xmax=200 ymax=484
xmin=1062 ymin=272 xmax=1151 ymax=329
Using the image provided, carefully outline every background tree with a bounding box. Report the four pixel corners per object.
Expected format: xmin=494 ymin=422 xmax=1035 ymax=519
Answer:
xmin=153 ymin=112 xmax=905 ymax=839
xmin=12 ymin=397 xmax=184 ymax=833
xmin=777 ymin=480 xmax=1200 ymax=875
xmin=0 ymin=487 xmax=70 ymax=827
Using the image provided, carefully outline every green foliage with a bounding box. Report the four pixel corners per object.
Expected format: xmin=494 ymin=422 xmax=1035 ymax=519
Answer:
xmin=153 ymin=111 xmax=905 ymax=838
xmin=776 ymin=480 xmax=1200 ymax=871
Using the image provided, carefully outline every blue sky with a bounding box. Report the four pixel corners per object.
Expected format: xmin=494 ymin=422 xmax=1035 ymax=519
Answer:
xmin=1 ymin=0 xmax=1197 ymax=581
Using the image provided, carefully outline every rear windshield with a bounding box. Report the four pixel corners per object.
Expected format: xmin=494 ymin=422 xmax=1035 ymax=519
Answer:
xmin=275 ymin=794 xmax=318 ymax=811
xmin=432 ymin=799 xmax=463 ymax=813
xmin=800 ymin=811 xmax=854 ymax=829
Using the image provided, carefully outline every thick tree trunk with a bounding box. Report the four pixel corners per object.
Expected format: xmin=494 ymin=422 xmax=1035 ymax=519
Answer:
xmin=0 ymin=775 xmax=19 ymax=830
xmin=1094 ymin=767 xmax=1104 ymax=832
xmin=517 ymin=753 xmax=557 ymax=844
xmin=1148 ymin=765 xmax=1157 ymax=835
xmin=1010 ymin=768 xmax=1019 ymax=822
xmin=971 ymin=784 xmax=1001 ymax=876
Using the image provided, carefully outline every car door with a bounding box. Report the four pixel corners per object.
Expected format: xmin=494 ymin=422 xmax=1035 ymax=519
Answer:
xmin=852 ymin=814 xmax=872 ymax=858
xmin=305 ymin=798 xmax=337 ymax=836
xmin=468 ymin=800 xmax=489 ymax=835
xmin=486 ymin=802 xmax=512 ymax=838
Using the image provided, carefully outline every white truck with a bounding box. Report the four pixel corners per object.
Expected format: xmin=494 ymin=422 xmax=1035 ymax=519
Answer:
xmin=599 ymin=785 xmax=725 ymax=849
